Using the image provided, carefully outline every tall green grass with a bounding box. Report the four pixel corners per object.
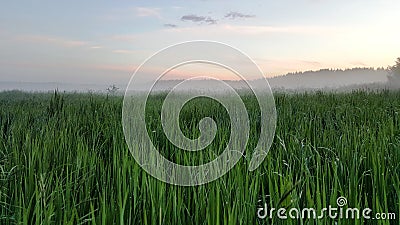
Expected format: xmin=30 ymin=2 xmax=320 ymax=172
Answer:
xmin=0 ymin=90 xmax=399 ymax=224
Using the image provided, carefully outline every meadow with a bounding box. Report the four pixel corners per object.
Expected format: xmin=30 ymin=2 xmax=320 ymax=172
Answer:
xmin=0 ymin=90 xmax=399 ymax=224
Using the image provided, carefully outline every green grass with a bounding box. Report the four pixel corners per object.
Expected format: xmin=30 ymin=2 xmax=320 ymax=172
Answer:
xmin=0 ymin=90 xmax=399 ymax=224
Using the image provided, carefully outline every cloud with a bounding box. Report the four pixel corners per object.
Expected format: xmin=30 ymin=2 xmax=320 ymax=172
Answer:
xmin=181 ymin=14 xmax=206 ymax=22
xmin=90 ymin=63 xmax=136 ymax=72
xmin=225 ymin=12 xmax=255 ymax=20
xmin=135 ymin=7 xmax=161 ymax=19
xmin=90 ymin=46 xmax=103 ymax=49
xmin=222 ymin=25 xmax=341 ymax=35
xmin=112 ymin=49 xmax=136 ymax=54
xmin=171 ymin=6 xmax=183 ymax=10
xmin=110 ymin=34 xmax=137 ymax=42
xmin=17 ymin=34 xmax=87 ymax=47
xmin=204 ymin=17 xmax=217 ymax=24
xmin=181 ymin=14 xmax=217 ymax=24
xmin=164 ymin=23 xmax=178 ymax=28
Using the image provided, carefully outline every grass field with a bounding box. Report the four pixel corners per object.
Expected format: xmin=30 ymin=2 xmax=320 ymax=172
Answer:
xmin=0 ymin=90 xmax=399 ymax=224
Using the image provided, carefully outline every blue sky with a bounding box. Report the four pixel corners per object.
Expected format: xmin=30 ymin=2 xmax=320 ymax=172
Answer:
xmin=0 ymin=0 xmax=399 ymax=85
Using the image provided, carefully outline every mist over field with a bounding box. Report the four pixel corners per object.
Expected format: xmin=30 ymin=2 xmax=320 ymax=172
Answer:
xmin=0 ymin=67 xmax=393 ymax=92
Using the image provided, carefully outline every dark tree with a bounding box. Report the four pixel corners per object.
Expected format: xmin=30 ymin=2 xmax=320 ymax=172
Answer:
xmin=388 ymin=57 xmax=400 ymax=88
xmin=106 ymin=84 xmax=119 ymax=95
xmin=389 ymin=57 xmax=400 ymax=78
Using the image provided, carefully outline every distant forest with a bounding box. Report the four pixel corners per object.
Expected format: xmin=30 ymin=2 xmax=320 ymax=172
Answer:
xmin=280 ymin=67 xmax=388 ymax=78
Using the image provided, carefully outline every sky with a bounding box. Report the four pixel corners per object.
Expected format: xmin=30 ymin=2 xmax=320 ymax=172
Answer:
xmin=0 ymin=0 xmax=399 ymax=85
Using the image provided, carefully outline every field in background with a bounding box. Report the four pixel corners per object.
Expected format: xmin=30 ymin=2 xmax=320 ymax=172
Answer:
xmin=0 ymin=90 xmax=399 ymax=224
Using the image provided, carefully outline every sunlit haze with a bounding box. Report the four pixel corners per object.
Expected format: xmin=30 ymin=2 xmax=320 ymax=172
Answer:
xmin=1 ymin=0 xmax=399 ymax=86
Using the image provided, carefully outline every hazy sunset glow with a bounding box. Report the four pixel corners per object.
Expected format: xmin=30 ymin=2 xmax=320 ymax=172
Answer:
xmin=0 ymin=0 xmax=399 ymax=84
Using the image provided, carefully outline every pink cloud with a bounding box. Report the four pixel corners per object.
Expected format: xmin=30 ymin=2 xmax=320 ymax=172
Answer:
xmin=221 ymin=25 xmax=342 ymax=35
xmin=17 ymin=34 xmax=87 ymax=47
xmin=109 ymin=34 xmax=138 ymax=42
xmin=112 ymin=49 xmax=136 ymax=54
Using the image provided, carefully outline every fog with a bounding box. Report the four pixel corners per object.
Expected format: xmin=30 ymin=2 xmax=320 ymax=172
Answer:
xmin=0 ymin=68 xmax=393 ymax=93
